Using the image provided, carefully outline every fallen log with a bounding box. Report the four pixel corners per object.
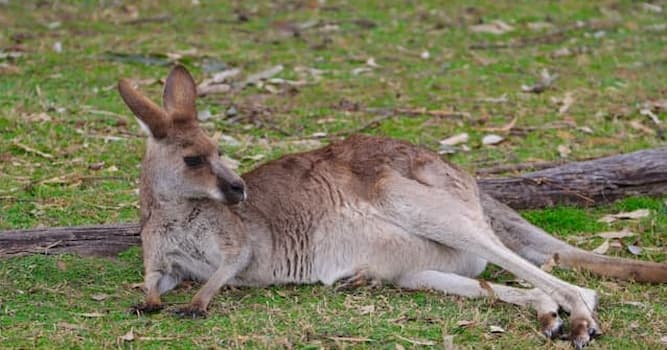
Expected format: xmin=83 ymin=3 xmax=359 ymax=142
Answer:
xmin=1 ymin=147 xmax=666 ymax=258
xmin=477 ymin=147 xmax=667 ymax=209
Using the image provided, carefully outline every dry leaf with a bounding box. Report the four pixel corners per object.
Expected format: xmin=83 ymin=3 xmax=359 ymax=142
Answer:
xmin=557 ymin=144 xmax=571 ymax=158
xmin=592 ymin=240 xmax=610 ymax=255
xmin=482 ymin=115 xmax=518 ymax=132
xmin=623 ymin=301 xmax=646 ymax=308
xmin=627 ymin=245 xmax=642 ymax=255
xmin=440 ymin=133 xmax=469 ymax=146
xmin=243 ymin=65 xmax=284 ymax=86
xmin=489 ymin=325 xmax=505 ymax=333
xmin=597 ymin=228 xmax=635 ymax=239
xmin=443 ymin=335 xmax=455 ymax=350
xmin=358 ymin=305 xmax=375 ymax=315
xmin=395 ymin=344 xmax=406 ymax=350
xmin=352 ymin=67 xmax=372 ymax=75
xmin=661 ymin=335 xmax=667 ymax=345
xmin=527 ymin=22 xmax=555 ymax=31
xmin=598 ymin=209 xmax=650 ymax=223
xmin=457 ymin=320 xmax=475 ymax=328
xmin=482 ymin=134 xmax=504 ymax=145
xmin=120 ymin=329 xmax=135 ymax=342
xmin=642 ymin=2 xmax=663 ymax=13
xmin=91 ymin=293 xmax=109 ymax=301
xmin=629 ymin=120 xmax=655 ymax=135
xmin=57 ymin=322 xmax=86 ymax=330
xmin=394 ymin=334 xmax=435 ymax=346
xmin=470 ymin=20 xmax=514 ymax=35
xmin=558 ymin=92 xmax=575 ymax=114
xmin=78 ymin=312 xmax=104 ymax=318
xmin=521 ymin=69 xmax=558 ymax=93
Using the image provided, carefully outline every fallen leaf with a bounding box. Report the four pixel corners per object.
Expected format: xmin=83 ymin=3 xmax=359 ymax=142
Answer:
xmin=457 ymin=320 xmax=475 ymax=328
xmin=351 ymin=67 xmax=372 ymax=75
xmin=557 ymin=144 xmax=571 ymax=158
xmin=641 ymin=2 xmax=663 ymax=13
xmin=661 ymin=335 xmax=667 ymax=345
xmin=482 ymin=134 xmax=504 ymax=145
xmin=57 ymin=322 xmax=86 ymax=330
xmin=578 ymin=126 xmax=594 ymax=134
xmin=551 ymin=47 xmax=573 ymax=58
xmin=521 ymin=69 xmax=558 ymax=93
xmin=481 ymin=115 xmax=518 ymax=132
xmin=366 ymin=57 xmax=380 ymax=67
xmin=489 ymin=325 xmax=505 ymax=333
xmin=197 ymin=109 xmax=213 ymax=121
xmin=120 ymin=329 xmax=134 ymax=342
xmin=138 ymin=336 xmax=178 ymax=341
xmin=56 ymin=260 xmax=67 ymax=271
xmin=592 ymin=240 xmax=610 ymax=255
xmin=394 ymin=334 xmax=435 ymax=346
xmin=439 ymin=133 xmax=469 ymax=146
xmin=420 ymin=51 xmax=430 ymax=59
xmin=597 ymin=229 xmax=635 ymax=239
xmin=243 ymin=65 xmax=284 ymax=86
xmin=598 ymin=209 xmax=651 ymax=223
xmin=91 ymin=293 xmax=109 ymax=301
xmin=78 ymin=312 xmax=105 ymax=318
xmin=527 ymin=21 xmax=555 ymax=31
xmin=395 ymin=344 xmax=405 ymax=350
xmin=630 ymin=120 xmax=656 ymax=135
xmin=442 ymin=335 xmax=455 ymax=350
xmin=470 ymin=20 xmax=514 ymax=35
xmin=358 ymin=304 xmax=375 ymax=315
xmin=558 ymin=92 xmax=575 ymax=114
xmin=623 ymin=301 xmax=646 ymax=308
xmin=627 ymin=245 xmax=642 ymax=255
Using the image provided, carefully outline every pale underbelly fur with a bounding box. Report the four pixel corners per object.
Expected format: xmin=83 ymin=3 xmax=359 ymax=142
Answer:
xmin=158 ymin=204 xmax=488 ymax=288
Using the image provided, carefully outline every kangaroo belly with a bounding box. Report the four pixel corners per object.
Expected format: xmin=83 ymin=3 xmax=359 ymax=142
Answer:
xmin=312 ymin=204 xmax=488 ymax=285
xmin=153 ymin=229 xmax=224 ymax=283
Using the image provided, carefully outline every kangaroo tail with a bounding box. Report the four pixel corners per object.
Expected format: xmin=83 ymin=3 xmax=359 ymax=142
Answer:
xmin=481 ymin=192 xmax=667 ymax=283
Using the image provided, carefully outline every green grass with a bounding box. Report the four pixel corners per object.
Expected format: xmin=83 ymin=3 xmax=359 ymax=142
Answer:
xmin=1 ymin=0 xmax=667 ymax=348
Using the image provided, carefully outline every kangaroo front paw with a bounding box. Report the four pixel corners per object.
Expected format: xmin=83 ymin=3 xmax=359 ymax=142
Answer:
xmin=538 ymin=311 xmax=563 ymax=339
xmin=129 ymin=302 xmax=163 ymax=315
xmin=172 ymin=305 xmax=208 ymax=319
xmin=570 ymin=314 xmax=601 ymax=350
xmin=334 ymin=270 xmax=381 ymax=292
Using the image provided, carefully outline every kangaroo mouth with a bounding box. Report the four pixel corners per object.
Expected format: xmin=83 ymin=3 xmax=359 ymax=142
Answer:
xmin=218 ymin=180 xmax=247 ymax=205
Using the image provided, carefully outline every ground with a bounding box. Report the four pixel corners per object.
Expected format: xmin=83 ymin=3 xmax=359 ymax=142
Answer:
xmin=1 ymin=1 xmax=666 ymax=349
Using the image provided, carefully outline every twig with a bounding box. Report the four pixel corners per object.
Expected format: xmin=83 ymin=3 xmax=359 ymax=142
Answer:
xmin=12 ymin=141 xmax=54 ymax=159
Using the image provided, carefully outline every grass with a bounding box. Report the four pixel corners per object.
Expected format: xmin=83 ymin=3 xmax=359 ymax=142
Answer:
xmin=1 ymin=0 xmax=666 ymax=348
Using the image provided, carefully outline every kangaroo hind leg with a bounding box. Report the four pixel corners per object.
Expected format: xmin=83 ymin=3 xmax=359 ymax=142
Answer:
xmin=398 ymin=271 xmax=563 ymax=338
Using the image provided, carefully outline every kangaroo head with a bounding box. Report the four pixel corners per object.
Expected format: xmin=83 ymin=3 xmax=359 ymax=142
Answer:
xmin=118 ymin=65 xmax=246 ymax=205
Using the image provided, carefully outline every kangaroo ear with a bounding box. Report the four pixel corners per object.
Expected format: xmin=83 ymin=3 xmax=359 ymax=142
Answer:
xmin=118 ymin=79 xmax=170 ymax=139
xmin=163 ymin=64 xmax=197 ymax=123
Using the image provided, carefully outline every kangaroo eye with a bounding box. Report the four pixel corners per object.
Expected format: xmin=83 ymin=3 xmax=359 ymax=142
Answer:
xmin=183 ymin=155 xmax=205 ymax=167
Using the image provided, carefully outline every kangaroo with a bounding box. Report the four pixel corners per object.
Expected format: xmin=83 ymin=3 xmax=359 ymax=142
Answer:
xmin=118 ymin=65 xmax=667 ymax=349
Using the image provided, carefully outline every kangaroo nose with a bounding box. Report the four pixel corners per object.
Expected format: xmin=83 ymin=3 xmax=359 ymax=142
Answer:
xmin=222 ymin=179 xmax=246 ymax=204
xmin=229 ymin=180 xmax=245 ymax=195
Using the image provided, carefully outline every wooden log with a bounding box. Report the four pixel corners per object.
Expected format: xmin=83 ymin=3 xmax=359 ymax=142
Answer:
xmin=477 ymin=147 xmax=667 ymax=209
xmin=0 ymin=223 xmax=140 ymax=257
xmin=1 ymin=147 xmax=666 ymax=258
